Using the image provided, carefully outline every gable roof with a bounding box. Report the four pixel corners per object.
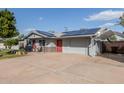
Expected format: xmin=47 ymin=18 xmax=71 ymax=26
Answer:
xmin=36 ymin=30 xmax=55 ymax=37
xmin=24 ymin=28 xmax=105 ymax=39
xmin=24 ymin=30 xmax=55 ymax=39
xmin=61 ymin=28 xmax=101 ymax=37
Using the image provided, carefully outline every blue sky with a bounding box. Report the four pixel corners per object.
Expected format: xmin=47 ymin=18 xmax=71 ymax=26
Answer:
xmin=3 ymin=8 xmax=124 ymax=34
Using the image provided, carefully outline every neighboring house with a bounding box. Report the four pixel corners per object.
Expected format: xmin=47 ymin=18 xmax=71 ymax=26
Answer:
xmin=0 ymin=38 xmax=5 ymax=50
xmin=111 ymin=31 xmax=124 ymax=41
xmin=97 ymin=30 xmax=124 ymax=54
xmin=21 ymin=28 xmax=109 ymax=56
xmin=97 ymin=30 xmax=124 ymax=41
xmin=0 ymin=37 xmax=19 ymax=50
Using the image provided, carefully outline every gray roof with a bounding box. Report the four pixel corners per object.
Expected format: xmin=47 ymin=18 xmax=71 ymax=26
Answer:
xmin=36 ymin=30 xmax=55 ymax=37
xmin=114 ymin=32 xmax=124 ymax=38
xmin=23 ymin=30 xmax=55 ymax=39
xmin=61 ymin=28 xmax=101 ymax=37
xmin=24 ymin=28 xmax=102 ymax=39
xmin=97 ymin=30 xmax=124 ymax=40
xmin=97 ymin=30 xmax=114 ymax=40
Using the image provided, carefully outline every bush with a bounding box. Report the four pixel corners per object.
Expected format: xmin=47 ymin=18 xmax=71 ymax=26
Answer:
xmin=0 ymin=49 xmax=10 ymax=55
xmin=4 ymin=39 xmax=18 ymax=49
xmin=16 ymin=49 xmax=27 ymax=55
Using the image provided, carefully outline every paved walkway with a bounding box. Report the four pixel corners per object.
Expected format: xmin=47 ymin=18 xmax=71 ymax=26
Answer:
xmin=0 ymin=52 xmax=124 ymax=84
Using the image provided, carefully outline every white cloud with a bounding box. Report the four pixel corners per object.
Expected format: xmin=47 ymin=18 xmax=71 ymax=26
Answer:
xmin=99 ymin=22 xmax=117 ymax=27
xmin=24 ymin=28 xmax=36 ymax=32
xmin=39 ymin=17 xmax=43 ymax=21
xmin=20 ymin=28 xmax=36 ymax=34
xmin=85 ymin=10 xmax=124 ymax=21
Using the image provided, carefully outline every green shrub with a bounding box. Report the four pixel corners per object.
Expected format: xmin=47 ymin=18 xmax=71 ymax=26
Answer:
xmin=16 ymin=48 xmax=27 ymax=55
xmin=4 ymin=39 xmax=18 ymax=49
xmin=0 ymin=49 xmax=11 ymax=55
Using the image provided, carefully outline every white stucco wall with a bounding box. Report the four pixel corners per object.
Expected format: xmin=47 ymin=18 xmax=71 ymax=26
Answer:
xmin=11 ymin=45 xmax=19 ymax=50
xmin=23 ymin=32 xmax=100 ymax=56
xmin=95 ymin=41 xmax=102 ymax=55
xmin=0 ymin=43 xmax=19 ymax=50
xmin=23 ymin=39 xmax=27 ymax=47
xmin=0 ymin=43 xmax=5 ymax=49
xmin=62 ymin=37 xmax=90 ymax=56
xmin=28 ymin=34 xmax=43 ymax=39
xmin=45 ymin=39 xmax=56 ymax=47
xmin=88 ymin=40 xmax=96 ymax=57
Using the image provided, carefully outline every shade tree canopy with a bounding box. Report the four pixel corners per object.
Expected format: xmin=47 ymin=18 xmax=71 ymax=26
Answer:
xmin=0 ymin=9 xmax=19 ymax=38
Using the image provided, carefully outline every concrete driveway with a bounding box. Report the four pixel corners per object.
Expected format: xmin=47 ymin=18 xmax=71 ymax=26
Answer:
xmin=0 ymin=52 xmax=124 ymax=84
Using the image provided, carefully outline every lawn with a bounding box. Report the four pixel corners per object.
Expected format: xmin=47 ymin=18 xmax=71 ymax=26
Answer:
xmin=0 ymin=49 xmax=26 ymax=60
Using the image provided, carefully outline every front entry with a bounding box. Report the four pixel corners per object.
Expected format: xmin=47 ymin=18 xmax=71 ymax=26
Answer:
xmin=27 ymin=39 xmax=45 ymax=52
xmin=32 ymin=40 xmax=36 ymax=51
xmin=56 ymin=39 xmax=62 ymax=52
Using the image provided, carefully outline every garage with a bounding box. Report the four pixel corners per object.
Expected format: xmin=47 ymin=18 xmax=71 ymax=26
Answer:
xmin=62 ymin=37 xmax=90 ymax=56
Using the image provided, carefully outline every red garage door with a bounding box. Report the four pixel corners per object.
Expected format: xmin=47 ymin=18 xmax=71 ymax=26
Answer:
xmin=56 ymin=39 xmax=62 ymax=52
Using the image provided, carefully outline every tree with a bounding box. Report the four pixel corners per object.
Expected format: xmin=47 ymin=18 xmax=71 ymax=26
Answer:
xmin=109 ymin=35 xmax=117 ymax=41
xmin=18 ymin=34 xmax=24 ymax=40
xmin=4 ymin=39 xmax=18 ymax=49
xmin=0 ymin=9 xmax=19 ymax=38
xmin=119 ymin=13 xmax=124 ymax=27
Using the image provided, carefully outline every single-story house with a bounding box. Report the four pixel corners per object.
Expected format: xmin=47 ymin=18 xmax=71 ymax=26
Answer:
xmin=21 ymin=27 xmax=109 ymax=56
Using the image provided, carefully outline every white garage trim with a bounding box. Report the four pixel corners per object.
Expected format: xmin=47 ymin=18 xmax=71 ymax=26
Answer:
xmin=62 ymin=37 xmax=90 ymax=56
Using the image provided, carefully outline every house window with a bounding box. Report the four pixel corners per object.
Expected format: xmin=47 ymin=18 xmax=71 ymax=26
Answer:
xmin=38 ymin=40 xmax=45 ymax=46
xmin=39 ymin=40 xmax=42 ymax=46
xmin=28 ymin=40 xmax=31 ymax=45
xmin=42 ymin=40 xmax=45 ymax=46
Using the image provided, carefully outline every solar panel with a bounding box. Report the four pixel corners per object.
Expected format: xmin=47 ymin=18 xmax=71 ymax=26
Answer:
xmin=62 ymin=28 xmax=101 ymax=36
xmin=24 ymin=28 xmax=101 ymax=39
xmin=36 ymin=30 xmax=55 ymax=37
